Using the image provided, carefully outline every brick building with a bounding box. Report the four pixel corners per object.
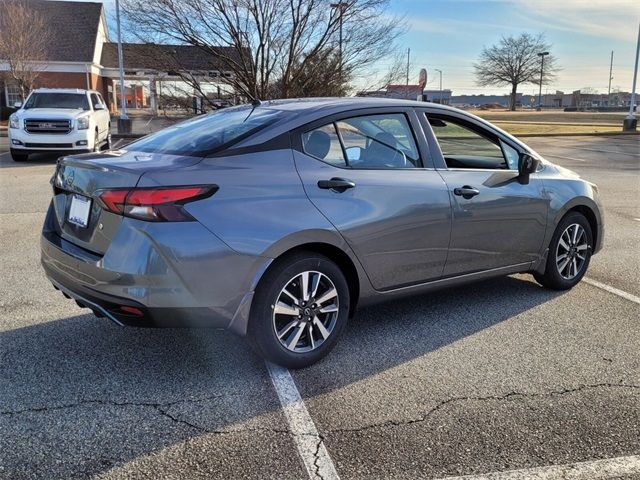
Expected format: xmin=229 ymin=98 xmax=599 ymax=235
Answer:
xmin=0 ymin=0 xmax=109 ymax=108
xmin=0 ymin=0 xmax=238 ymax=113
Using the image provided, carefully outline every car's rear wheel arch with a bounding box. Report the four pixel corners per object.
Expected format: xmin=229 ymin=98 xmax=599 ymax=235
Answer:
xmin=260 ymin=243 xmax=360 ymax=317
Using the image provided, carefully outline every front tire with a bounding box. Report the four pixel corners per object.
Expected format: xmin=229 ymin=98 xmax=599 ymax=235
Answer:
xmin=93 ymin=130 xmax=100 ymax=152
xmin=249 ymin=252 xmax=350 ymax=369
xmin=102 ymin=132 xmax=112 ymax=151
xmin=10 ymin=150 xmax=28 ymax=162
xmin=533 ymin=212 xmax=593 ymax=290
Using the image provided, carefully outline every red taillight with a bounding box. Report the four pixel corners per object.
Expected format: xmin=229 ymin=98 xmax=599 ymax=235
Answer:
xmin=97 ymin=189 xmax=128 ymax=214
xmin=96 ymin=185 xmax=217 ymax=221
xmin=126 ymin=187 xmax=210 ymax=206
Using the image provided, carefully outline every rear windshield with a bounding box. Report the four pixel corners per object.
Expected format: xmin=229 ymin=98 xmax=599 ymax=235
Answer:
xmin=24 ymin=93 xmax=90 ymax=110
xmin=126 ymin=107 xmax=283 ymax=156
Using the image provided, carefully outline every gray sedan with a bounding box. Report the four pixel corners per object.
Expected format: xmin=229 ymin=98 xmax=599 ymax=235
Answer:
xmin=41 ymin=98 xmax=603 ymax=368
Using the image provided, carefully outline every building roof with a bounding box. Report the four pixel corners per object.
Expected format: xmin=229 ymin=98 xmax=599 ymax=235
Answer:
xmin=0 ymin=0 xmax=104 ymax=63
xmin=100 ymin=43 xmax=242 ymax=72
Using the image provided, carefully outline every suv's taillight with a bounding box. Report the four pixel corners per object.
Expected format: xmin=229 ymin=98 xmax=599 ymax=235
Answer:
xmin=95 ymin=185 xmax=217 ymax=221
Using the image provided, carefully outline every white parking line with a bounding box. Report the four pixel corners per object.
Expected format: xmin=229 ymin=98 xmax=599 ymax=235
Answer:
xmin=266 ymin=362 xmax=339 ymax=480
xmin=433 ymin=455 xmax=640 ymax=479
xmin=584 ymin=277 xmax=640 ymax=305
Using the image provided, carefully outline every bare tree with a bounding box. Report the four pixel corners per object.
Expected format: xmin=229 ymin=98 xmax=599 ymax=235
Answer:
xmin=474 ymin=33 xmax=558 ymax=111
xmin=0 ymin=1 xmax=51 ymax=101
xmin=121 ymin=0 xmax=402 ymax=100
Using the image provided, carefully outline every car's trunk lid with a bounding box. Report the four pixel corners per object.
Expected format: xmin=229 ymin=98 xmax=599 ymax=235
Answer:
xmin=51 ymin=149 xmax=202 ymax=255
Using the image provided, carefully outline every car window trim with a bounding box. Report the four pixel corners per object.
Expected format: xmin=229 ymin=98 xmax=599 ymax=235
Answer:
xmin=293 ymin=107 xmax=434 ymax=170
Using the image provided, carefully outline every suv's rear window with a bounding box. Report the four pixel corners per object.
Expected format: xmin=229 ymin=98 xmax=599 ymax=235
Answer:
xmin=24 ymin=93 xmax=90 ymax=110
xmin=127 ymin=107 xmax=283 ymax=156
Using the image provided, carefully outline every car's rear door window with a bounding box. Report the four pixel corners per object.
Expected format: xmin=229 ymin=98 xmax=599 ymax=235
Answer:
xmin=302 ymin=113 xmax=421 ymax=169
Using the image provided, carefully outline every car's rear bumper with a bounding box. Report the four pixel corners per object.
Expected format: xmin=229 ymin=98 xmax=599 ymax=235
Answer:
xmin=40 ymin=207 xmax=271 ymax=333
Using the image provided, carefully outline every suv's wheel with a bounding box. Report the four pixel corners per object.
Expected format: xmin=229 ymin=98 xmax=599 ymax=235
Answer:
xmin=102 ymin=132 xmax=112 ymax=151
xmin=93 ymin=130 xmax=100 ymax=152
xmin=249 ymin=252 xmax=350 ymax=369
xmin=10 ymin=150 xmax=28 ymax=162
xmin=533 ymin=212 xmax=593 ymax=290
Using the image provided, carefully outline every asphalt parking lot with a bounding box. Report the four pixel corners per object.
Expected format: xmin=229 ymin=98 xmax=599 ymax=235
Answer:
xmin=0 ymin=134 xmax=639 ymax=479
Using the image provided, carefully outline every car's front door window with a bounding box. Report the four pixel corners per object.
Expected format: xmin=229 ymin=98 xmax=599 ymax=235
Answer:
xmin=427 ymin=114 xmax=516 ymax=170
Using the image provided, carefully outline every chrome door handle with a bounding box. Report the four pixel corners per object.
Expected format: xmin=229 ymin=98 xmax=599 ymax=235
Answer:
xmin=453 ymin=186 xmax=480 ymax=199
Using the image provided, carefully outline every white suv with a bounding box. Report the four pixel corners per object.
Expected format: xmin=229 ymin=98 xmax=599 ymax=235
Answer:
xmin=8 ymin=88 xmax=111 ymax=162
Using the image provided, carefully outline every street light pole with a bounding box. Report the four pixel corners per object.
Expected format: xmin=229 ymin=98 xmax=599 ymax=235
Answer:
xmin=435 ymin=69 xmax=442 ymax=104
xmin=115 ymin=0 xmax=131 ymax=133
xmin=608 ymin=50 xmax=614 ymax=102
xmin=537 ymin=51 xmax=549 ymax=111
xmin=623 ymin=21 xmax=640 ymax=131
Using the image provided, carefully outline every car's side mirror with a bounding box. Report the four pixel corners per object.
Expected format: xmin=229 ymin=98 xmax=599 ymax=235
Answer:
xmin=518 ymin=153 xmax=539 ymax=184
xmin=94 ymin=103 xmax=106 ymax=111
xmin=13 ymin=101 xmax=22 ymax=109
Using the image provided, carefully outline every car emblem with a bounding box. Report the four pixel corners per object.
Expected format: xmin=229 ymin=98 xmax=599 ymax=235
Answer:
xmin=39 ymin=123 xmax=54 ymax=128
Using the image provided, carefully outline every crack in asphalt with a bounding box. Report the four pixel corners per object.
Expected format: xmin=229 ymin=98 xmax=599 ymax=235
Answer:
xmin=313 ymin=436 xmax=324 ymax=480
xmin=325 ymin=383 xmax=640 ymax=435
xmin=0 ymin=391 xmax=248 ymax=418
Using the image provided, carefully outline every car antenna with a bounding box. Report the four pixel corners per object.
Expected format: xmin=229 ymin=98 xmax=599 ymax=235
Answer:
xmin=244 ymin=97 xmax=262 ymax=122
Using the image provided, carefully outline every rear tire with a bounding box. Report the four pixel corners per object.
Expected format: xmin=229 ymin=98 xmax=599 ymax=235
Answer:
xmin=248 ymin=252 xmax=350 ymax=369
xmin=10 ymin=150 xmax=28 ymax=162
xmin=533 ymin=212 xmax=593 ymax=290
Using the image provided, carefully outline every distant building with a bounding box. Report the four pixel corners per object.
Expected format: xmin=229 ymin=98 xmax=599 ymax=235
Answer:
xmin=422 ymin=89 xmax=452 ymax=105
xmin=522 ymin=90 xmax=635 ymax=109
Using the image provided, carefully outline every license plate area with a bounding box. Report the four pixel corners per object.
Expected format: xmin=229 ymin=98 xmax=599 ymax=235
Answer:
xmin=67 ymin=194 xmax=92 ymax=228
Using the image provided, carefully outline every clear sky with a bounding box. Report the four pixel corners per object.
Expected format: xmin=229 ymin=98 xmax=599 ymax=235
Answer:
xmin=386 ymin=0 xmax=640 ymax=96
xmin=99 ymin=0 xmax=640 ymax=96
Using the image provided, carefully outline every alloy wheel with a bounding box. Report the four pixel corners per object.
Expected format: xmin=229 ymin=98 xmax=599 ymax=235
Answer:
xmin=272 ymin=271 xmax=339 ymax=353
xmin=555 ymin=223 xmax=589 ymax=280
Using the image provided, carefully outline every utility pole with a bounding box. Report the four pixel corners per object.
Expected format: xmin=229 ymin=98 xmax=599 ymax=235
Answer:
xmin=537 ymin=51 xmax=549 ymax=111
xmin=406 ymin=48 xmax=410 ymax=85
xmin=331 ymin=2 xmax=347 ymax=94
xmin=435 ymin=69 xmax=442 ymax=104
xmin=623 ymin=21 xmax=639 ymax=131
xmin=115 ymin=0 xmax=131 ymax=133
xmin=608 ymin=51 xmax=614 ymax=103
